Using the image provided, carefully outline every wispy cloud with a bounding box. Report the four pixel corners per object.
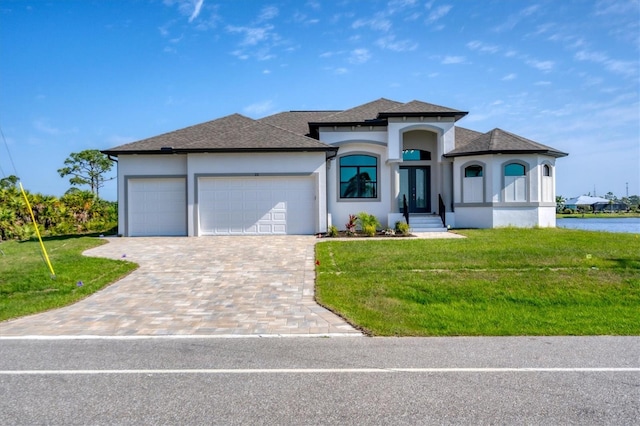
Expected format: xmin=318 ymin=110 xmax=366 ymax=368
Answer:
xmin=257 ymin=5 xmax=278 ymax=22
xmin=188 ymin=0 xmax=203 ymax=23
xmin=493 ymin=4 xmax=540 ymax=32
xmin=426 ymin=4 xmax=452 ymax=23
xmin=441 ymin=55 xmax=465 ymax=64
xmin=227 ymin=24 xmax=275 ymax=46
xmin=502 ymin=73 xmax=517 ymax=81
xmin=352 ymin=16 xmax=392 ymax=32
xmin=376 ymin=35 xmax=418 ymax=52
xmin=33 ymin=119 xmax=60 ymax=135
xmin=526 ymin=59 xmax=554 ymax=72
xmin=349 ymin=48 xmax=371 ymax=64
xmin=243 ymin=100 xmax=276 ymax=117
xmin=575 ymin=49 xmax=638 ymax=78
xmin=466 ymin=40 xmax=499 ymax=54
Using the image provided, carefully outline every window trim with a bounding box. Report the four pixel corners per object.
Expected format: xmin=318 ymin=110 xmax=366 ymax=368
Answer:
xmin=460 ymin=161 xmax=486 ymax=203
xmin=337 ymin=153 xmax=380 ymax=201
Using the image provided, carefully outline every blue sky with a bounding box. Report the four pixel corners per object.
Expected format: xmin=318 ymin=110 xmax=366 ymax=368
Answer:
xmin=1 ymin=0 xmax=638 ymax=201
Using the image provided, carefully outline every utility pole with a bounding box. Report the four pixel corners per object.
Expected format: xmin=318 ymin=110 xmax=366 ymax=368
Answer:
xmin=626 ymin=182 xmax=629 ymax=198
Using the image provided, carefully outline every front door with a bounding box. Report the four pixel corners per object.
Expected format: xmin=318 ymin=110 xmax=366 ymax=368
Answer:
xmin=399 ymin=166 xmax=430 ymax=213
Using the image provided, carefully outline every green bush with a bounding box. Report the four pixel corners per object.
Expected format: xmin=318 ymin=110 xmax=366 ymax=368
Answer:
xmin=363 ymin=224 xmax=377 ymax=237
xmin=327 ymin=225 xmax=339 ymax=237
xmin=395 ymin=220 xmax=410 ymax=235
xmin=357 ymin=212 xmax=380 ymax=231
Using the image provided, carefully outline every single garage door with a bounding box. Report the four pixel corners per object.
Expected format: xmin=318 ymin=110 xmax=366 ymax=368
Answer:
xmin=128 ymin=178 xmax=187 ymax=236
xmin=198 ymin=176 xmax=315 ymax=235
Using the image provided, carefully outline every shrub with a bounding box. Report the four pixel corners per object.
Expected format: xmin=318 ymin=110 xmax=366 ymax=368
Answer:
xmin=363 ymin=224 xmax=377 ymax=237
xmin=395 ymin=220 xmax=410 ymax=235
xmin=345 ymin=214 xmax=358 ymax=236
xmin=327 ymin=225 xmax=339 ymax=237
xmin=357 ymin=212 xmax=380 ymax=231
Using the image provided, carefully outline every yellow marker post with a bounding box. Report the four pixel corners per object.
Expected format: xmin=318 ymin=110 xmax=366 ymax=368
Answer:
xmin=19 ymin=182 xmax=56 ymax=278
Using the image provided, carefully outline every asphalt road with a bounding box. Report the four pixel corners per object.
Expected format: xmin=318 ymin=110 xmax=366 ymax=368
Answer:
xmin=1 ymin=336 xmax=638 ymax=425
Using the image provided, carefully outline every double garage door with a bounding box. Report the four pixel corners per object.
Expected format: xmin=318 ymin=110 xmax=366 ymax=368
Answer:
xmin=198 ymin=176 xmax=315 ymax=235
xmin=127 ymin=176 xmax=315 ymax=236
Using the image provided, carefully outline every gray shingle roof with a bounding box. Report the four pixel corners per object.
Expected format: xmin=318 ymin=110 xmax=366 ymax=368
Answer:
xmin=381 ymin=100 xmax=467 ymax=117
xmin=312 ymin=98 xmax=403 ymax=123
xmin=310 ymin=98 xmax=467 ymax=125
xmin=102 ymin=113 xmax=336 ymax=155
xmin=259 ymin=111 xmax=338 ymax=136
xmin=446 ymin=128 xmax=568 ymax=158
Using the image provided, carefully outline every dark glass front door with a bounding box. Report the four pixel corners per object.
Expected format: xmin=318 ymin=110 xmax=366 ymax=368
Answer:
xmin=399 ymin=166 xmax=430 ymax=213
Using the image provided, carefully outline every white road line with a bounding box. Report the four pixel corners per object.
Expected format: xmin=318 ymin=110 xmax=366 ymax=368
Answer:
xmin=0 ymin=368 xmax=638 ymax=375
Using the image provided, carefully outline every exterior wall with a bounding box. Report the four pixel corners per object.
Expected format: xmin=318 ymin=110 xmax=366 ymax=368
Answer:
xmin=452 ymin=153 xmax=559 ymax=228
xmin=187 ymin=152 xmax=327 ymax=236
xmin=116 ymin=152 xmax=326 ymax=236
xmin=326 ymin=141 xmax=391 ymax=228
xmin=321 ymin=119 xmax=456 ymax=230
xmin=116 ymin=154 xmax=188 ymax=236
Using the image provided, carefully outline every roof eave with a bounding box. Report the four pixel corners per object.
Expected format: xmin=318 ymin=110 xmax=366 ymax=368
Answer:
xmin=379 ymin=111 xmax=468 ymax=121
xmin=101 ymin=146 xmax=338 ymax=156
xmin=444 ymin=149 xmax=569 ymax=158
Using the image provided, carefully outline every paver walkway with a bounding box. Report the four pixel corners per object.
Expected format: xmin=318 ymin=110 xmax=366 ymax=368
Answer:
xmin=0 ymin=236 xmax=361 ymax=337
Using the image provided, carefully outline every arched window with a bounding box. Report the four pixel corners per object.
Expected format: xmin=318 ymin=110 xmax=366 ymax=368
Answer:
xmin=543 ymin=164 xmax=551 ymax=176
xmin=339 ymin=154 xmax=378 ymax=199
xmin=504 ymin=162 xmax=527 ymax=202
xmin=402 ymin=149 xmax=431 ymax=161
xmin=464 ymin=165 xmax=483 ymax=177
xmin=505 ymin=163 xmax=525 ymax=176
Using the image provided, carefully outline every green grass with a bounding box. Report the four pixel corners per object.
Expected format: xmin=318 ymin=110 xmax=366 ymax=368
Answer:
xmin=0 ymin=236 xmax=137 ymax=321
xmin=315 ymin=228 xmax=640 ymax=336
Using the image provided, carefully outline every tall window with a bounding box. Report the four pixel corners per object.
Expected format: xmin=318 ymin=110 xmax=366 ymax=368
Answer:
xmin=339 ymin=154 xmax=377 ymax=198
xmin=542 ymin=164 xmax=553 ymax=202
xmin=504 ymin=162 xmax=526 ymax=202
xmin=463 ymin=164 xmax=484 ymax=202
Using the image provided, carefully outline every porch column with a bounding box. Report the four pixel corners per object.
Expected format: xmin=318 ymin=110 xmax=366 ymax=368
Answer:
xmin=389 ymin=162 xmax=400 ymax=212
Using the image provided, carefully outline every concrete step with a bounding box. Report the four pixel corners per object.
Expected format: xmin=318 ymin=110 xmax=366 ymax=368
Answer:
xmin=409 ymin=215 xmax=447 ymax=232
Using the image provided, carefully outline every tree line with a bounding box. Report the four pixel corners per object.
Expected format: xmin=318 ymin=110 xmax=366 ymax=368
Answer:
xmin=0 ymin=150 xmax=116 ymax=241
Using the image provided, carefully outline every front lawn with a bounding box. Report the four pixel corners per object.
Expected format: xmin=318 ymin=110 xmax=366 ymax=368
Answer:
xmin=0 ymin=236 xmax=137 ymax=321
xmin=315 ymin=228 xmax=640 ymax=336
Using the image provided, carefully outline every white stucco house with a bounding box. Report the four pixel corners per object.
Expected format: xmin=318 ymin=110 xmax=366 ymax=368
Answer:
xmin=102 ymin=98 xmax=568 ymax=236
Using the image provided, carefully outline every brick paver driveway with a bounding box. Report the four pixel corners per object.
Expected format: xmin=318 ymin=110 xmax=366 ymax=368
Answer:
xmin=0 ymin=236 xmax=360 ymax=337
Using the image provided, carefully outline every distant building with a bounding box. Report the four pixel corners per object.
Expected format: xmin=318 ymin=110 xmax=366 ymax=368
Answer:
xmin=565 ymin=195 xmax=628 ymax=212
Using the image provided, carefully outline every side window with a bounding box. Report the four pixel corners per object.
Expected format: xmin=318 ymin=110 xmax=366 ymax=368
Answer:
xmin=463 ymin=164 xmax=484 ymax=202
xmin=504 ymin=162 xmax=526 ymax=202
xmin=542 ymin=164 xmax=553 ymax=202
xmin=339 ymin=155 xmax=378 ymax=199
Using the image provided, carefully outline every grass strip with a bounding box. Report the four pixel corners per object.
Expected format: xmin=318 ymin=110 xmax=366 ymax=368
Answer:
xmin=0 ymin=236 xmax=137 ymax=321
xmin=316 ymin=228 xmax=640 ymax=336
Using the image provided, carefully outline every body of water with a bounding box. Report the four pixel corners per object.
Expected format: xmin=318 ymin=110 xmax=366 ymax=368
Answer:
xmin=557 ymin=217 xmax=640 ymax=234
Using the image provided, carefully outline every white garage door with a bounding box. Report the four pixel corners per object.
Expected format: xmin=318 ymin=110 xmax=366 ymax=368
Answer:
xmin=128 ymin=178 xmax=187 ymax=236
xmin=198 ymin=176 xmax=315 ymax=235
